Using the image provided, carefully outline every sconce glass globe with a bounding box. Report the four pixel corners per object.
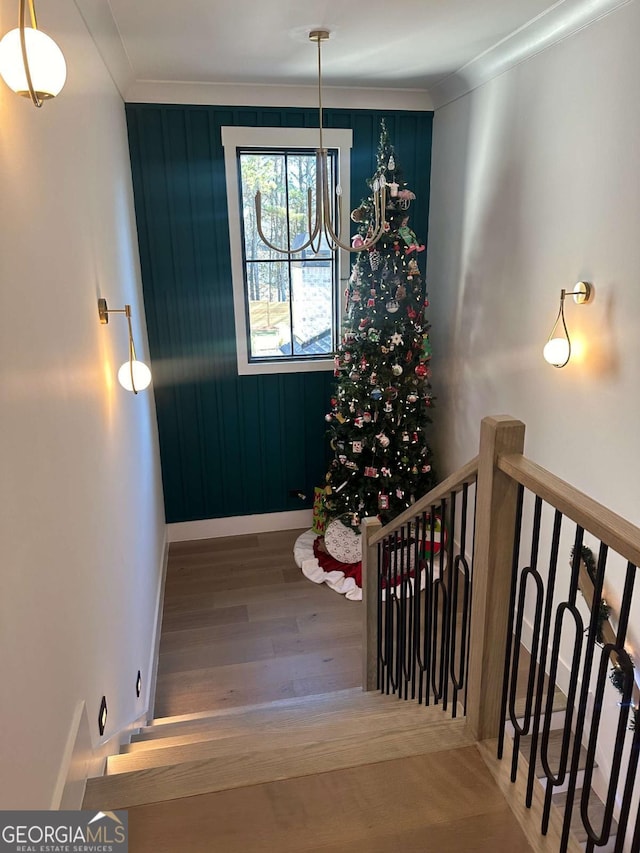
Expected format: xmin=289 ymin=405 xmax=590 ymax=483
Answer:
xmin=543 ymin=337 xmax=570 ymax=368
xmin=0 ymin=26 xmax=66 ymax=99
xmin=118 ymin=360 xmax=152 ymax=393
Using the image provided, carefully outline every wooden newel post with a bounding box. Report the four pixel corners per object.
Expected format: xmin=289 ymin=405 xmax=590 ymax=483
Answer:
xmin=361 ymin=515 xmax=382 ymax=692
xmin=467 ymin=415 xmax=525 ymax=741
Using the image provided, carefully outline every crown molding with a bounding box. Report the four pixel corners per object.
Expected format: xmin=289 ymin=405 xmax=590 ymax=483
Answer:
xmin=429 ymin=0 xmax=634 ymax=109
xmin=125 ymin=80 xmax=433 ymax=111
xmin=74 ymin=0 xmax=134 ymax=99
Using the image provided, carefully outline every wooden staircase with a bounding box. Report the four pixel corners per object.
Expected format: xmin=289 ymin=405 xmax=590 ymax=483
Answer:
xmin=83 ymin=688 xmax=475 ymax=811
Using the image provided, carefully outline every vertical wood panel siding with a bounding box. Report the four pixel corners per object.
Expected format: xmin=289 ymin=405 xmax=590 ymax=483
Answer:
xmin=126 ymin=105 xmax=434 ymax=523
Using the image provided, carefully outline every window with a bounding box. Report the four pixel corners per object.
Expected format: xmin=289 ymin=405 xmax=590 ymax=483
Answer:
xmin=222 ymin=126 xmax=353 ymax=375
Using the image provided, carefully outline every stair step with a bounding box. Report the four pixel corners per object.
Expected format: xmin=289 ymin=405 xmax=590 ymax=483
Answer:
xmin=135 ymin=687 xmax=420 ymax=741
xmin=552 ymin=788 xmax=618 ymax=845
xmin=84 ymin=716 xmax=473 ymax=810
xmin=511 ymin=685 xmax=567 ymax=720
xmin=125 ymin=697 xmax=444 ymax=761
xmin=518 ymin=729 xmax=591 ymax=778
xmin=111 ymin=702 xmax=455 ymax=772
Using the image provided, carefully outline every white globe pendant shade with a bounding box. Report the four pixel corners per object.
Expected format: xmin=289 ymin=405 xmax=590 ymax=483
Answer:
xmin=118 ymin=360 xmax=152 ymax=393
xmin=0 ymin=26 xmax=66 ymax=99
xmin=543 ymin=337 xmax=570 ymax=368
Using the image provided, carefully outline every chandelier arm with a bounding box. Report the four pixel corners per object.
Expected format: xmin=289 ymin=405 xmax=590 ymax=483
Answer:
xmin=306 ymin=159 xmax=324 ymax=255
xmin=19 ymin=0 xmax=42 ymax=107
xmin=254 ymin=190 xmax=320 ymax=255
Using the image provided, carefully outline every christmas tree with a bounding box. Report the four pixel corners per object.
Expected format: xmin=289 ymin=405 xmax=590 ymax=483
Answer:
xmin=323 ymin=121 xmax=435 ymax=530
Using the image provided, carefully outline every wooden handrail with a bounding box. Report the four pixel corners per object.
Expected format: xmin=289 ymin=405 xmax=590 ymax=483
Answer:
xmin=369 ymin=455 xmax=479 ymax=547
xmin=498 ymin=453 xmax=640 ymax=569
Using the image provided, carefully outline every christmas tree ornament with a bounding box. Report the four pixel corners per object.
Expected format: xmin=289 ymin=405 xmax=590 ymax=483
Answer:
xmin=386 ymin=299 xmax=400 ymax=314
xmin=349 ymin=369 xmax=361 ymax=381
xmin=415 ymin=363 xmax=428 ymax=378
xmin=369 ymin=371 xmax=378 ymax=384
xmin=402 ymin=431 xmax=410 ymax=442
xmin=370 ymin=387 xmax=383 ymax=401
xmin=378 ymin=492 xmax=390 ymax=510
xmin=385 ymin=386 xmax=399 ymax=400
xmin=343 ymin=352 xmax=352 ymax=363
xmin=396 ymin=488 xmax=404 ymax=499
xmin=352 ymin=440 xmax=363 ymax=453
xmin=381 ymin=466 xmax=391 ymax=477
xmin=363 ymin=411 xmax=372 ymax=423
xmin=354 ymin=417 xmax=364 ymax=429
xmin=364 ymin=466 xmax=378 ymax=478
xmin=338 ymin=454 xmax=347 ymax=463
xmin=422 ymin=464 xmax=432 ymax=473
xmin=388 ymin=155 xmax=396 ymax=170
xmin=390 ymin=332 xmax=404 ymax=346
xmin=345 ymin=460 xmax=358 ymax=470
xmin=351 ymin=289 xmax=361 ymax=302
xmin=376 ymin=432 xmax=390 ymax=448
xmin=369 ymin=249 xmax=381 ymax=271
xmin=407 ymin=392 xmax=418 ymax=403
xmin=395 ymin=284 xmax=407 ymax=299
xmin=367 ymin=328 xmax=380 ymax=343
xmin=383 ymin=401 xmax=393 ymax=413
xmin=367 ymin=298 xmax=376 ymax=307
xmin=392 ymin=363 xmax=403 ymax=376
xmin=325 ymin=413 xmax=333 ymax=422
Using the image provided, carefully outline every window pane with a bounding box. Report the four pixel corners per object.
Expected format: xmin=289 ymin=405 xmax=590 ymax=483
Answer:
xmin=240 ymin=153 xmax=288 ymax=260
xmin=291 ymin=260 xmax=333 ymax=356
xmin=246 ymin=261 xmax=292 ymax=358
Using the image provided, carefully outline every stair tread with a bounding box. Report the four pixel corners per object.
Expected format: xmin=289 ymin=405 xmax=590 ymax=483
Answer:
xmin=85 ymin=717 xmax=473 ymax=810
xmin=518 ymin=728 xmax=591 ymax=778
xmin=126 ymin=698 xmax=447 ymax=754
xmin=111 ymin=703 xmax=456 ymax=772
xmin=552 ymin=787 xmax=619 ymax=844
xmin=136 ymin=688 xmax=424 ymax=741
xmin=144 ymin=687 xmax=372 ymax=728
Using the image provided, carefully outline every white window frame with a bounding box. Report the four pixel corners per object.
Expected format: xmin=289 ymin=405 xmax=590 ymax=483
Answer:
xmin=222 ymin=125 xmax=353 ymax=376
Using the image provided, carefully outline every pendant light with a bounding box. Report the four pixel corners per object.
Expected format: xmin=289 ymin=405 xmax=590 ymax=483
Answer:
xmin=254 ymin=30 xmax=387 ymax=255
xmin=0 ymin=0 xmax=66 ymax=107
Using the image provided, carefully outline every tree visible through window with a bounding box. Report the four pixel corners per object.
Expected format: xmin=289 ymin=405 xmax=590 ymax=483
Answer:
xmin=238 ymin=148 xmax=338 ymax=360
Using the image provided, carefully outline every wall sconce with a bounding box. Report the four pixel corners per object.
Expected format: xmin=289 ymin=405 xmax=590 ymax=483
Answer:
xmin=0 ymin=0 xmax=66 ymax=107
xmin=543 ymin=281 xmax=593 ymax=368
xmin=98 ymin=299 xmax=152 ymax=394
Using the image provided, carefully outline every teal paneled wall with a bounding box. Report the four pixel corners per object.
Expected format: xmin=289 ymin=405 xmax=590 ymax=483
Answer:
xmin=126 ymin=104 xmax=433 ymax=523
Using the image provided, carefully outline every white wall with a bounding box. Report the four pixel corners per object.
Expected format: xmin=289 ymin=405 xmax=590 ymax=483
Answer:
xmin=0 ymin=0 xmax=166 ymax=807
xmin=428 ymin=0 xmax=640 ymax=528
xmin=427 ymin=2 xmax=640 ymax=841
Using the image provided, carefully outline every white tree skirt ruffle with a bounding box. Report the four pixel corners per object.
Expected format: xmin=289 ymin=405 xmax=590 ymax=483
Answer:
xmin=294 ymin=529 xmax=441 ymax=602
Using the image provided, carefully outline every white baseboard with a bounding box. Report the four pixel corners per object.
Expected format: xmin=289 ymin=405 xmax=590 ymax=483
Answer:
xmin=167 ymin=509 xmax=313 ymax=542
xmin=146 ymin=535 xmax=169 ymax=722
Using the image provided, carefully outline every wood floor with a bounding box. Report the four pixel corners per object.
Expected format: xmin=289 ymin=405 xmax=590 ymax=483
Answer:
xmin=128 ymin=746 xmax=533 ymax=852
xmin=154 ymin=529 xmax=362 ymax=716
xmin=127 ymin=528 xmax=534 ymax=852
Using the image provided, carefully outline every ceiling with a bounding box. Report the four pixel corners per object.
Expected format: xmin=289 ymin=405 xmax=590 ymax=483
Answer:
xmin=99 ymin=0 xmax=563 ymax=94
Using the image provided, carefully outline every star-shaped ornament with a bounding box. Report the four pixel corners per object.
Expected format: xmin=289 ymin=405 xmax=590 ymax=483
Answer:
xmin=390 ymin=332 xmax=404 ymax=346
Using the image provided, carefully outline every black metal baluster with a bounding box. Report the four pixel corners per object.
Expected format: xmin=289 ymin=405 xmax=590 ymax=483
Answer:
xmin=410 ymin=513 xmax=422 ymax=701
xmin=463 ymin=478 xmax=478 ymax=717
xmin=498 ymin=483 xmax=525 ymax=759
xmin=509 ymin=496 xmax=544 ymax=783
xmin=376 ymin=540 xmax=383 ymax=691
xmin=613 ymin=564 xmax=639 ymax=852
xmin=450 ymin=483 xmax=470 ymax=718
xmin=581 ymin=646 xmax=633 ymax=849
xmin=560 ymin=541 xmax=609 ymax=853
xmin=416 ymin=511 xmax=428 ymax=704
xmin=442 ymin=494 xmax=455 ymax=712
xmin=581 ymin=558 xmax=637 ymax=849
xmin=540 ymin=525 xmax=584 ymax=836
xmin=423 ymin=508 xmax=436 ymax=706
xmin=525 ymin=508 xmax=563 ymax=808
